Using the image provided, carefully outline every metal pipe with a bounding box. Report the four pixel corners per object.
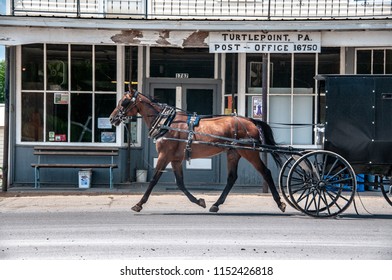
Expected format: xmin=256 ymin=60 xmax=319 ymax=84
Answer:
xmin=262 ymin=53 xmax=269 ymax=193
xmin=2 ymin=46 xmax=10 ymax=192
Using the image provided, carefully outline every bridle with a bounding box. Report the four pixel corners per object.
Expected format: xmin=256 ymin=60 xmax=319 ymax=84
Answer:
xmin=117 ymin=90 xmax=140 ymax=123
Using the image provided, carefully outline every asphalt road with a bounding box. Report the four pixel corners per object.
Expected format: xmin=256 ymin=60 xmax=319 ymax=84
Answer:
xmin=0 ymin=192 xmax=391 ymax=260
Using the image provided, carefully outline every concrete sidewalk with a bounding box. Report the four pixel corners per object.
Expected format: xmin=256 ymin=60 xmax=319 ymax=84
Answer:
xmin=0 ymin=187 xmax=391 ymax=217
xmin=2 ymin=181 xmax=389 ymax=197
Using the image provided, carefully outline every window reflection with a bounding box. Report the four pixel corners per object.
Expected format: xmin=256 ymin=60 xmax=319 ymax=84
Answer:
xmin=22 ymin=44 xmax=44 ymax=90
xmin=71 ymin=93 xmax=92 ymax=142
xmin=95 ymin=45 xmax=116 ymax=91
xmin=21 ymin=92 xmax=44 ymax=141
xmin=47 ymin=44 xmax=68 ymax=90
xmin=150 ymin=47 xmax=214 ymax=78
xmin=71 ymin=45 xmax=92 ymax=91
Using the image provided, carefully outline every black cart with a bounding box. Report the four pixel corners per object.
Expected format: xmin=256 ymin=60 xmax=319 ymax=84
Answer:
xmin=279 ymin=75 xmax=392 ymax=217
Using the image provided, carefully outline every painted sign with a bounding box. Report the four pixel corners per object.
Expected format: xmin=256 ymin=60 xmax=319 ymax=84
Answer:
xmin=209 ymin=32 xmax=321 ymax=53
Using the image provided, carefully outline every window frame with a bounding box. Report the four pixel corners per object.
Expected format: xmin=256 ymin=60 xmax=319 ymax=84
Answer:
xmin=16 ymin=44 xmax=138 ymax=146
xmin=355 ymin=48 xmax=392 ymax=74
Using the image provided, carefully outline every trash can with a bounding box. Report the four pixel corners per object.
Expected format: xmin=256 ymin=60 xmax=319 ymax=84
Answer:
xmin=136 ymin=169 xmax=147 ymax=183
xmin=79 ymin=169 xmax=92 ymax=188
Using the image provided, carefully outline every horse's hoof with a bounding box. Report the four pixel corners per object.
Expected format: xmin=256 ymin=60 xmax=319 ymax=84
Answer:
xmin=209 ymin=205 xmax=219 ymax=213
xmin=279 ymin=202 xmax=286 ymax=213
xmin=198 ymin=198 xmax=206 ymax=208
xmin=131 ymin=205 xmax=143 ymax=212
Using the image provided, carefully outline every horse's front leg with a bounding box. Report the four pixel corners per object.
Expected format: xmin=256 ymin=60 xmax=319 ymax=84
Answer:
xmin=131 ymin=157 xmax=168 ymax=212
xmin=171 ymin=160 xmax=206 ymax=208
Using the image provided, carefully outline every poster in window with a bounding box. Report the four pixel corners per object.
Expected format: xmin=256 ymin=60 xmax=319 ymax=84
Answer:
xmin=252 ymin=96 xmax=263 ymax=119
xmin=98 ymin=118 xmax=112 ymax=129
xmin=101 ymin=132 xmax=116 ymax=143
xmin=54 ymin=92 xmax=69 ymax=104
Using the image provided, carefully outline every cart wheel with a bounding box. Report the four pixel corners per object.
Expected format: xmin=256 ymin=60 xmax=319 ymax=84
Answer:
xmin=286 ymin=151 xmax=356 ymax=218
xmin=279 ymin=154 xmax=303 ymax=210
xmin=380 ymin=177 xmax=392 ymax=207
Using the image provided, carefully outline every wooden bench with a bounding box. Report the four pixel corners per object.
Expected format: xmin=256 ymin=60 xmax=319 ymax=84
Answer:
xmin=31 ymin=146 xmax=118 ymax=189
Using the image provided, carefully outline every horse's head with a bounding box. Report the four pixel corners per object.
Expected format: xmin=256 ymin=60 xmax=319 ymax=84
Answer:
xmin=109 ymin=90 xmax=140 ymax=126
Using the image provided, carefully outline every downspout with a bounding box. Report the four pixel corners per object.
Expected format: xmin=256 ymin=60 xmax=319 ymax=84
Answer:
xmin=262 ymin=53 xmax=268 ymax=193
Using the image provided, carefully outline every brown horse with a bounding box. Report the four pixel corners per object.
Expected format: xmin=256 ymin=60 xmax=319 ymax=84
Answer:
xmin=109 ymin=90 xmax=286 ymax=213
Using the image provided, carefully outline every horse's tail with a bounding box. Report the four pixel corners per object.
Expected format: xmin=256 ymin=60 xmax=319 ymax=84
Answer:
xmin=251 ymin=119 xmax=282 ymax=167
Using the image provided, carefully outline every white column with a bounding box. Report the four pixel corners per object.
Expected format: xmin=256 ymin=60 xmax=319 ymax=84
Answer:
xmin=237 ymin=53 xmax=246 ymax=116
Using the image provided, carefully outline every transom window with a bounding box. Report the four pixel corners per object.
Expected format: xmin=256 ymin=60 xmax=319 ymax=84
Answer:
xmin=356 ymin=48 xmax=392 ymax=74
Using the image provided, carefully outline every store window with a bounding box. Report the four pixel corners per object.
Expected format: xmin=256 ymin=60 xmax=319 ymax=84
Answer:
xmin=21 ymin=44 xmax=120 ymax=144
xmin=356 ymin=48 xmax=392 ymax=74
xmin=242 ymin=48 xmax=340 ymax=146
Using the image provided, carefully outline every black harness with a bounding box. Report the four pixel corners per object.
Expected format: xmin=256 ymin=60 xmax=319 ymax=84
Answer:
xmin=148 ymin=106 xmax=177 ymax=139
xmin=184 ymin=113 xmax=201 ymax=162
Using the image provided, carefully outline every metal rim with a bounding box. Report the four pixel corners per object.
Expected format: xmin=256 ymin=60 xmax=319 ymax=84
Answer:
xmin=278 ymin=155 xmax=301 ymax=210
xmin=286 ymin=150 xmax=356 ymax=218
xmin=380 ymin=179 xmax=392 ymax=207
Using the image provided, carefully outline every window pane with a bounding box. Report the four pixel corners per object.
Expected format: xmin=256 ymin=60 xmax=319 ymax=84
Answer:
xmin=247 ymin=54 xmax=263 ymax=91
xmin=224 ymin=95 xmax=237 ymax=115
xmin=153 ymin=88 xmax=176 ymax=106
xmin=47 ymin=44 xmax=68 ymax=90
xmin=46 ymin=93 xmax=69 ymax=142
xmin=225 ymin=53 xmax=238 ymax=95
xmin=125 ymin=46 xmax=138 ymax=92
xmin=71 ymin=93 xmax=92 ymax=142
xmin=269 ymin=96 xmax=291 ymax=144
xmin=71 ymin=45 xmax=92 ymax=91
xmin=356 ymin=50 xmax=371 ymax=74
xmin=293 ymin=96 xmax=313 ymax=145
xmin=318 ymin=47 xmax=340 ymax=74
xmin=270 ymin=54 xmax=291 ymax=88
xmin=294 ymin=53 xmax=315 ymax=91
xmin=22 ymin=44 xmax=44 ymax=90
xmin=150 ymin=48 xmax=214 ymax=78
xmin=21 ymin=92 xmax=44 ymax=142
xmin=373 ymin=50 xmax=384 ymax=74
xmin=95 ymin=94 xmax=116 ymax=143
xmin=95 ymin=45 xmax=116 ymax=91
xmin=387 ymin=50 xmax=392 ymax=74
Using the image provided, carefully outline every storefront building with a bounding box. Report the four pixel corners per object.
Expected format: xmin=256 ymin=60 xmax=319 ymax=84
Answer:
xmin=1 ymin=1 xmax=391 ymax=188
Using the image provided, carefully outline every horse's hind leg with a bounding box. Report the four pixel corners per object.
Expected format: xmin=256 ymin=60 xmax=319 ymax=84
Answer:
xmin=171 ymin=160 xmax=206 ymax=208
xmin=131 ymin=157 xmax=168 ymax=212
xmin=240 ymin=151 xmax=286 ymax=213
xmin=210 ymin=150 xmax=241 ymax=213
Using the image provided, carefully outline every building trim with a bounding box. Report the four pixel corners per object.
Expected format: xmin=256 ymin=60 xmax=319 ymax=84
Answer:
xmin=1 ymin=15 xmax=392 ymax=32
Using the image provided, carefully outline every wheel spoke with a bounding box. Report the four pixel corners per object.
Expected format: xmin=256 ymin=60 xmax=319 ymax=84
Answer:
xmin=324 ymin=157 xmax=340 ymax=178
xmin=321 ymin=190 xmax=332 ymax=215
xmin=326 ymin=176 xmax=354 ymax=185
xmin=324 ymin=190 xmax=343 ymax=211
xmin=296 ymin=187 xmax=313 ymax=203
xmin=326 ymin=166 xmax=349 ymax=182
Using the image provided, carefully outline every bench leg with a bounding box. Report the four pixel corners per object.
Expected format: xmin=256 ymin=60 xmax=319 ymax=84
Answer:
xmin=110 ymin=167 xmax=113 ymax=189
xmin=34 ymin=167 xmax=40 ymax=189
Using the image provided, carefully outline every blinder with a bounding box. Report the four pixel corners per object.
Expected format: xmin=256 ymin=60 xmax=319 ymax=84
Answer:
xmin=117 ymin=91 xmax=140 ymax=123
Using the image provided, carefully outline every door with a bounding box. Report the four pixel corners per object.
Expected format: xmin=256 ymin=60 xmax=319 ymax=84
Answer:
xmin=147 ymin=81 xmax=220 ymax=183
